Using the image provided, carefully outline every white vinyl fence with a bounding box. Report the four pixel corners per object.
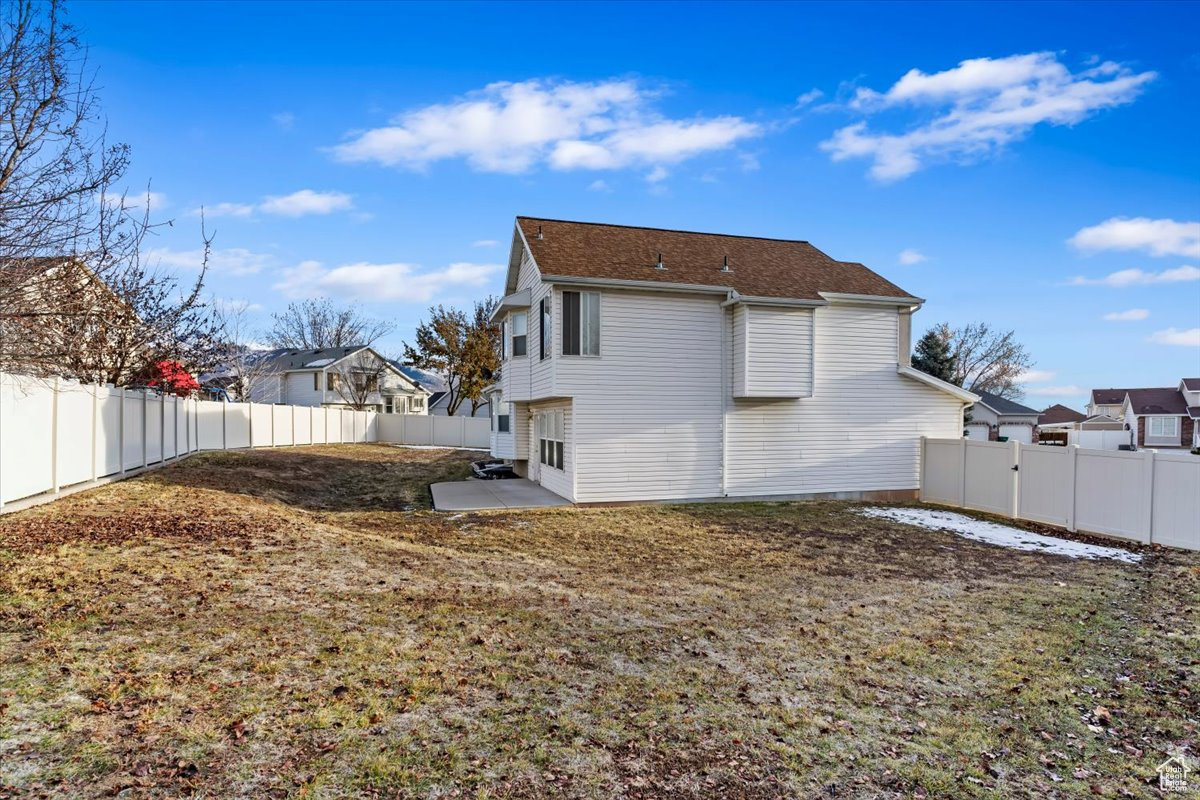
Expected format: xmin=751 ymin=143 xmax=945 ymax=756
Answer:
xmin=0 ymin=372 xmax=491 ymax=510
xmin=920 ymin=437 xmax=1200 ymax=551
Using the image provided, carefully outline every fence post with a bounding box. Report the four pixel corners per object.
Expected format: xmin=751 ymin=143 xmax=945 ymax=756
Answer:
xmin=222 ymin=398 xmax=228 ymax=450
xmin=141 ymin=389 xmax=148 ymax=468
xmin=91 ymin=383 xmax=99 ymax=481
xmin=50 ymin=377 xmax=60 ymax=495
xmin=1009 ymin=440 xmax=1020 ymax=520
xmin=270 ymin=403 xmax=276 ymax=447
xmin=247 ymin=401 xmax=254 ymax=449
xmin=292 ymin=405 xmax=297 ymax=446
xmin=119 ymin=386 xmax=127 ymax=476
xmin=957 ymin=437 xmax=967 ymax=507
xmin=1066 ymin=445 xmax=1078 ymax=532
xmin=918 ymin=436 xmax=927 ymax=502
xmin=1140 ymin=450 xmax=1155 ymax=544
xmin=460 ymin=416 xmax=467 ymax=448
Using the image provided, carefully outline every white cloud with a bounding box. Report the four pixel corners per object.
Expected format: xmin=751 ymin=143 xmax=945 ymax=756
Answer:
xmin=1016 ymin=369 xmax=1057 ymax=383
xmin=1023 ymin=384 xmax=1086 ymax=397
xmin=1102 ymin=308 xmax=1149 ymax=321
xmin=329 ymin=78 xmax=760 ymax=175
xmin=259 ymin=189 xmax=354 ymax=217
xmin=795 ymin=88 xmax=824 ymax=108
xmin=588 ymin=179 xmax=612 ymax=192
xmin=1147 ymin=327 xmax=1200 ymax=347
xmin=821 ymin=52 xmax=1156 ymax=181
xmin=145 ymin=246 xmax=274 ymax=277
xmin=471 ymin=239 xmax=499 ymax=248
xmin=898 ymin=248 xmax=926 ymax=265
xmin=200 ymin=202 xmax=256 ymax=218
xmin=100 ymin=190 xmax=169 ymax=211
xmin=273 ymin=260 xmax=502 ymax=303
xmin=1068 ymin=265 xmax=1200 ymax=287
xmin=213 ymin=297 xmax=265 ymax=313
xmin=192 ymin=190 xmax=354 ymax=219
xmin=1068 ymin=217 xmax=1200 ymax=258
xmin=273 ymin=111 xmax=296 ymax=131
xmin=645 ymin=165 xmax=669 ymax=183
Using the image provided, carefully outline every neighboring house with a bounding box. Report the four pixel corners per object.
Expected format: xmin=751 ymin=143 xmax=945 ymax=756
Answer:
xmin=247 ymin=346 xmax=430 ymax=413
xmin=1087 ymin=388 xmax=1131 ymax=420
xmin=485 ymin=216 xmax=976 ymax=504
xmin=1121 ymin=386 xmax=1194 ymax=450
xmin=427 ymin=390 xmax=491 ymax=418
xmin=1082 ymin=379 xmax=1199 ymax=450
xmin=1037 ymin=404 xmax=1087 ymax=430
xmin=964 ymin=391 xmax=1041 ymax=443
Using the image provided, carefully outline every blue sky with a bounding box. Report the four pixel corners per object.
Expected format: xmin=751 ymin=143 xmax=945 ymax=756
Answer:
xmin=71 ymin=0 xmax=1200 ymax=409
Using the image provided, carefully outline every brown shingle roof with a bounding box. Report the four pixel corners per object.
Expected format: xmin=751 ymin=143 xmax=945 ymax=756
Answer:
xmin=1039 ymin=404 xmax=1086 ymax=425
xmin=516 ymin=217 xmax=912 ymax=301
xmin=1125 ymin=387 xmax=1187 ymax=415
xmin=1091 ymin=388 xmax=1131 ymax=405
xmin=1182 ymin=378 xmax=1200 ymax=391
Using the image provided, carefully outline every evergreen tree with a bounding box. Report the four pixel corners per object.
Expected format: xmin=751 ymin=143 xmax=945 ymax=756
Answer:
xmin=911 ymin=327 xmax=956 ymax=383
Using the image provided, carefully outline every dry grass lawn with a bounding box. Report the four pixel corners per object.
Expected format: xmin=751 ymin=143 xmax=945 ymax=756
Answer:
xmin=1 ymin=444 xmax=1196 ymax=799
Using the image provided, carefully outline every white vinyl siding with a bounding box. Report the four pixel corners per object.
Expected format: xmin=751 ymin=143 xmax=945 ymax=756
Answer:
xmin=732 ymin=305 xmax=813 ymax=398
xmin=724 ymin=304 xmax=963 ymax=497
xmin=558 ymin=290 xmax=724 ymax=503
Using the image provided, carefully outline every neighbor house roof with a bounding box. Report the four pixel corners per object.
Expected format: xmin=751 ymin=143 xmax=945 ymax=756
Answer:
xmin=1182 ymin=378 xmax=1200 ymax=391
xmin=259 ymin=346 xmax=366 ymax=371
xmin=973 ymin=390 xmax=1039 ymax=416
xmin=1039 ymin=404 xmax=1086 ymax=425
xmin=515 ymin=217 xmax=913 ymax=302
xmin=1090 ymin=388 xmax=1131 ymax=405
xmin=1124 ymin=387 xmax=1188 ymax=415
xmin=1189 ymin=406 xmax=1200 ymax=420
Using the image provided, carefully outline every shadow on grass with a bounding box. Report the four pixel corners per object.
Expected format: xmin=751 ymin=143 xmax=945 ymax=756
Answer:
xmin=143 ymin=444 xmax=476 ymax=512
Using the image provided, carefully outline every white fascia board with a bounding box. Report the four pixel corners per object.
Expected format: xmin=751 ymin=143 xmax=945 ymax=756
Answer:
xmin=735 ymin=295 xmax=828 ymax=308
xmin=819 ymin=291 xmax=925 ymax=308
xmin=541 ymin=274 xmax=732 ymax=296
xmin=489 ymin=288 xmax=532 ymax=322
xmin=898 ymin=365 xmax=979 ymax=403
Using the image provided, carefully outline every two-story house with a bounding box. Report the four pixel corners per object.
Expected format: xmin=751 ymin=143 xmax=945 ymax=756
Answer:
xmin=248 ymin=346 xmax=430 ymax=414
xmin=484 ymin=217 xmax=977 ymax=504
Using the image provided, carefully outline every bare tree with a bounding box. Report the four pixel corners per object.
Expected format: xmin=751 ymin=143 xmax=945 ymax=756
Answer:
xmin=937 ymin=322 xmax=1034 ymax=399
xmin=329 ymin=349 xmax=390 ymax=411
xmin=0 ymin=0 xmax=216 ymax=384
xmin=402 ymin=297 xmax=498 ymax=416
xmin=266 ymin=298 xmax=394 ymax=350
xmin=212 ymin=299 xmax=270 ymax=401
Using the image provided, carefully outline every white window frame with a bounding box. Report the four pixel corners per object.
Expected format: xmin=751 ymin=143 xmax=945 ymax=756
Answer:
xmin=561 ymin=290 xmax=600 ymax=357
xmin=1147 ymin=415 xmax=1179 ymax=442
xmin=537 ymin=409 xmax=565 ymax=470
xmin=511 ymin=311 xmax=528 ymax=358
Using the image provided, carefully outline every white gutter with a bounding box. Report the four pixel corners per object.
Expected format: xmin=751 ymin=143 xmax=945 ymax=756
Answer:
xmin=819 ymin=291 xmax=926 ymax=307
xmin=542 ymin=274 xmax=733 ymax=295
xmin=897 ymin=366 xmax=980 ymax=403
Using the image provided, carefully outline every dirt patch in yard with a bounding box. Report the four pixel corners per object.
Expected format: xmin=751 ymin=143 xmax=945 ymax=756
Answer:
xmin=1 ymin=445 xmax=1197 ymax=799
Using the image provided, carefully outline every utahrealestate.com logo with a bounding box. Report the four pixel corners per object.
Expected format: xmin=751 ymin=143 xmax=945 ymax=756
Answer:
xmin=1157 ymin=753 xmax=1194 ymax=793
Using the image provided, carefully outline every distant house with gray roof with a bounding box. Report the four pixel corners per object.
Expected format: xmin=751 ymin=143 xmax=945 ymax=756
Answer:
xmin=248 ymin=346 xmax=430 ymax=414
xmin=965 ymin=390 xmax=1040 ymax=443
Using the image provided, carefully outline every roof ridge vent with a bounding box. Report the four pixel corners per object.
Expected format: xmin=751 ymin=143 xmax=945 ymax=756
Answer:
xmin=655 ymin=253 xmax=666 ymax=270
xmin=720 ymin=255 xmax=732 ymax=273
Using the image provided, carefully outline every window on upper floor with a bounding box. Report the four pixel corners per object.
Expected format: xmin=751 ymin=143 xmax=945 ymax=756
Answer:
xmin=561 ymin=291 xmax=599 ymax=356
xmin=511 ymin=311 xmax=528 ymax=357
xmin=1148 ymin=416 xmax=1179 ymax=439
xmin=540 ymin=297 xmax=550 ymax=361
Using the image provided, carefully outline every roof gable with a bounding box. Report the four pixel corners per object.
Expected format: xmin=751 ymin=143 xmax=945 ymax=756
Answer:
xmin=514 ymin=216 xmax=912 ymax=301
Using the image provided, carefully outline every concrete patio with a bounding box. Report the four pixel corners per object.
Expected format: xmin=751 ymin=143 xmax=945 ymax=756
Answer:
xmin=430 ymin=478 xmax=571 ymax=511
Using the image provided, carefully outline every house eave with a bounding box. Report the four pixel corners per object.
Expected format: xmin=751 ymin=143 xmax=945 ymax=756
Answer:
xmin=819 ymin=291 xmax=925 ymax=308
xmin=489 ymin=288 xmax=532 ymax=322
xmin=897 ymin=366 xmax=979 ymax=403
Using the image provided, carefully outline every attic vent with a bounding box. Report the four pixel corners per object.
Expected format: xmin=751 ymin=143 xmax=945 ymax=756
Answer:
xmin=720 ymin=255 xmax=732 ymax=273
xmin=655 ymin=253 xmax=666 ymax=270
xmin=536 ymin=225 xmax=543 ymax=240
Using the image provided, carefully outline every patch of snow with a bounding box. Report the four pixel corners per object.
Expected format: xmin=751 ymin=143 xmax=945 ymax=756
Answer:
xmin=387 ymin=444 xmax=490 ymax=452
xmin=859 ymin=507 xmax=1141 ymax=563
xmin=303 ymin=357 xmax=336 ymax=367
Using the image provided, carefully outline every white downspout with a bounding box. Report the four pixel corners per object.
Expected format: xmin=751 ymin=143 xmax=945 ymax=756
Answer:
xmin=719 ymin=291 xmax=739 ymax=496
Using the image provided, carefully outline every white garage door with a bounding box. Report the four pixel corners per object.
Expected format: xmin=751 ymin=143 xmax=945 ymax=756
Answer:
xmin=999 ymin=424 xmax=1032 ymax=444
xmin=965 ymin=424 xmax=989 ymax=440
